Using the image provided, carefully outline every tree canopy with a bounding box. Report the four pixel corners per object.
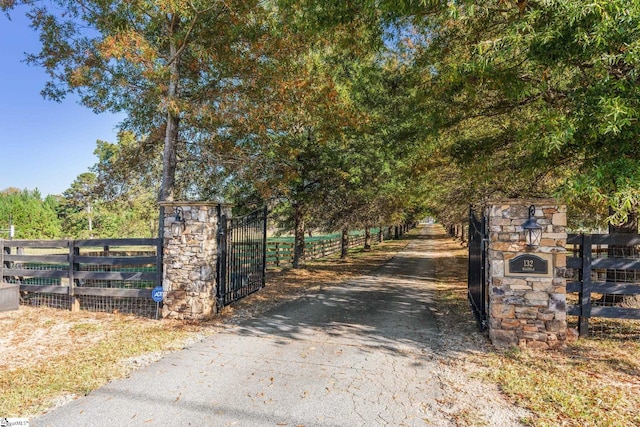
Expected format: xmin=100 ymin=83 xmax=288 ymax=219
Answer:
xmin=407 ymin=0 xmax=640 ymax=227
xmin=4 ymin=0 xmax=640 ymax=237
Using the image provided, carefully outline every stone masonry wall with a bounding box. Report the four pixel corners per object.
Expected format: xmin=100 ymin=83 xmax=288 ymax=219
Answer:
xmin=487 ymin=200 xmax=567 ymax=350
xmin=161 ymin=202 xmax=219 ymax=320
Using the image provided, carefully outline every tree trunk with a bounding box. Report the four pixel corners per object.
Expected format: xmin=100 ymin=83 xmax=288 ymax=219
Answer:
xmin=340 ymin=227 xmax=349 ymax=259
xmin=364 ymin=225 xmax=372 ymax=251
xmin=87 ymin=204 xmax=93 ymax=238
xmin=160 ymin=114 xmax=179 ymax=203
xmin=158 ymin=18 xmax=181 ymax=238
xmin=292 ymin=202 xmax=305 ymax=269
xmin=160 ymin=39 xmax=180 ymax=202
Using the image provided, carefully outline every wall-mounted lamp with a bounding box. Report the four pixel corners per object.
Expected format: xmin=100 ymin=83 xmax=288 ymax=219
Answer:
xmin=523 ymin=205 xmax=542 ymax=248
xmin=171 ymin=206 xmax=186 ymax=237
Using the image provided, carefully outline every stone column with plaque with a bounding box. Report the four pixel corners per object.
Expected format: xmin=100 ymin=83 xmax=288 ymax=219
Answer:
xmin=487 ymin=200 xmax=567 ymax=350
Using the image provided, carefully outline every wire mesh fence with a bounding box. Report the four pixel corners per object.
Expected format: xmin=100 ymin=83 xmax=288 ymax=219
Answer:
xmin=3 ymin=238 xmax=160 ymax=318
xmin=20 ymin=292 xmax=71 ymax=310
xmin=77 ymin=295 xmax=159 ymax=317
xmin=567 ymin=314 xmax=640 ymax=340
xmin=567 ymin=234 xmax=640 ymax=339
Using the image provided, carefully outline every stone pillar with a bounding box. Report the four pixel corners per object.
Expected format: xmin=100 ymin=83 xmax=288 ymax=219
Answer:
xmin=160 ymin=202 xmax=219 ymax=320
xmin=487 ymin=200 xmax=567 ymax=350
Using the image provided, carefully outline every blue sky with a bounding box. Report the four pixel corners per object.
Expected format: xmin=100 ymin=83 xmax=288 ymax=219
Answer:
xmin=0 ymin=11 xmax=123 ymax=197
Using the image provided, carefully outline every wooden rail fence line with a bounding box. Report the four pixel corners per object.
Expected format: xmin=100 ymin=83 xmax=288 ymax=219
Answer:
xmin=567 ymin=233 xmax=640 ymax=337
xmin=1 ymin=238 xmax=161 ymax=311
xmin=1 ymin=225 xmax=403 ymax=314
xmin=266 ymin=228 xmax=392 ymax=268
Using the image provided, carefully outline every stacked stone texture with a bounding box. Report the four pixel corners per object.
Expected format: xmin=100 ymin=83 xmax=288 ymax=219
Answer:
xmin=161 ymin=202 xmax=219 ymax=320
xmin=488 ymin=200 xmax=567 ymax=350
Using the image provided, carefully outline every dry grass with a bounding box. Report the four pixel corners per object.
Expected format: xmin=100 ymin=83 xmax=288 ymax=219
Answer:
xmin=484 ymin=343 xmax=640 ymax=426
xmin=0 ymin=309 xmax=204 ymax=417
xmin=431 ymin=232 xmax=640 ymax=427
xmin=0 ymin=237 xmax=409 ymax=418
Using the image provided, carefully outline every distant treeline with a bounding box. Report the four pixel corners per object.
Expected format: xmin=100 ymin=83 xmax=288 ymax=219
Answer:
xmin=0 ymin=185 xmax=156 ymax=239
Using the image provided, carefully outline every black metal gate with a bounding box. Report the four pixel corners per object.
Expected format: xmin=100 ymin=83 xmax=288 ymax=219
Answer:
xmin=217 ymin=207 xmax=268 ymax=307
xmin=468 ymin=206 xmax=488 ymax=330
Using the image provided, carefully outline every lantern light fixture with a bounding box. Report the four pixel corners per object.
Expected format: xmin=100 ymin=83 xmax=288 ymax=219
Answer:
xmin=171 ymin=206 xmax=186 ymax=237
xmin=523 ymin=205 xmax=542 ymax=248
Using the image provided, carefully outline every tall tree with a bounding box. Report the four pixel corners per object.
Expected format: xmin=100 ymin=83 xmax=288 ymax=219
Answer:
xmin=2 ymin=0 xmax=275 ymax=234
xmin=215 ymin=15 xmax=379 ymax=267
xmin=58 ymin=172 xmax=98 ymax=237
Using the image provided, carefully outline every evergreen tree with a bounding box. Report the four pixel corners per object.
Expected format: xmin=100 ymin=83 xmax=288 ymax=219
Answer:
xmin=0 ymin=188 xmax=61 ymax=239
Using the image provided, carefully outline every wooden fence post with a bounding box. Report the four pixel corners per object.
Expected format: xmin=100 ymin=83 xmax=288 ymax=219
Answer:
xmin=0 ymin=240 xmax=5 ymax=282
xmin=579 ymin=233 xmax=593 ymax=337
xmin=104 ymin=245 xmax=113 ymax=288
xmin=69 ymin=242 xmax=80 ymax=312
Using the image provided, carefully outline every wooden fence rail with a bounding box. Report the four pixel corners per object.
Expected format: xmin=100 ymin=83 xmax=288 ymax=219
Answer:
xmin=267 ymin=227 xmax=393 ymax=268
xmin=2 ymin=226 xmax=400 ymax=314
xmin=1 ymin=238 xmax=161 ymax=310
xmin=567 ymin=233 xmax=640 ymax=336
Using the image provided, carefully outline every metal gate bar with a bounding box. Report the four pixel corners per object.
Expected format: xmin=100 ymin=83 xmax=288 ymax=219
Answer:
xmin=468 ymin=206 xmax=488 ymax=330
xmin=217 ymin=207 xmax=267 ymax=307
